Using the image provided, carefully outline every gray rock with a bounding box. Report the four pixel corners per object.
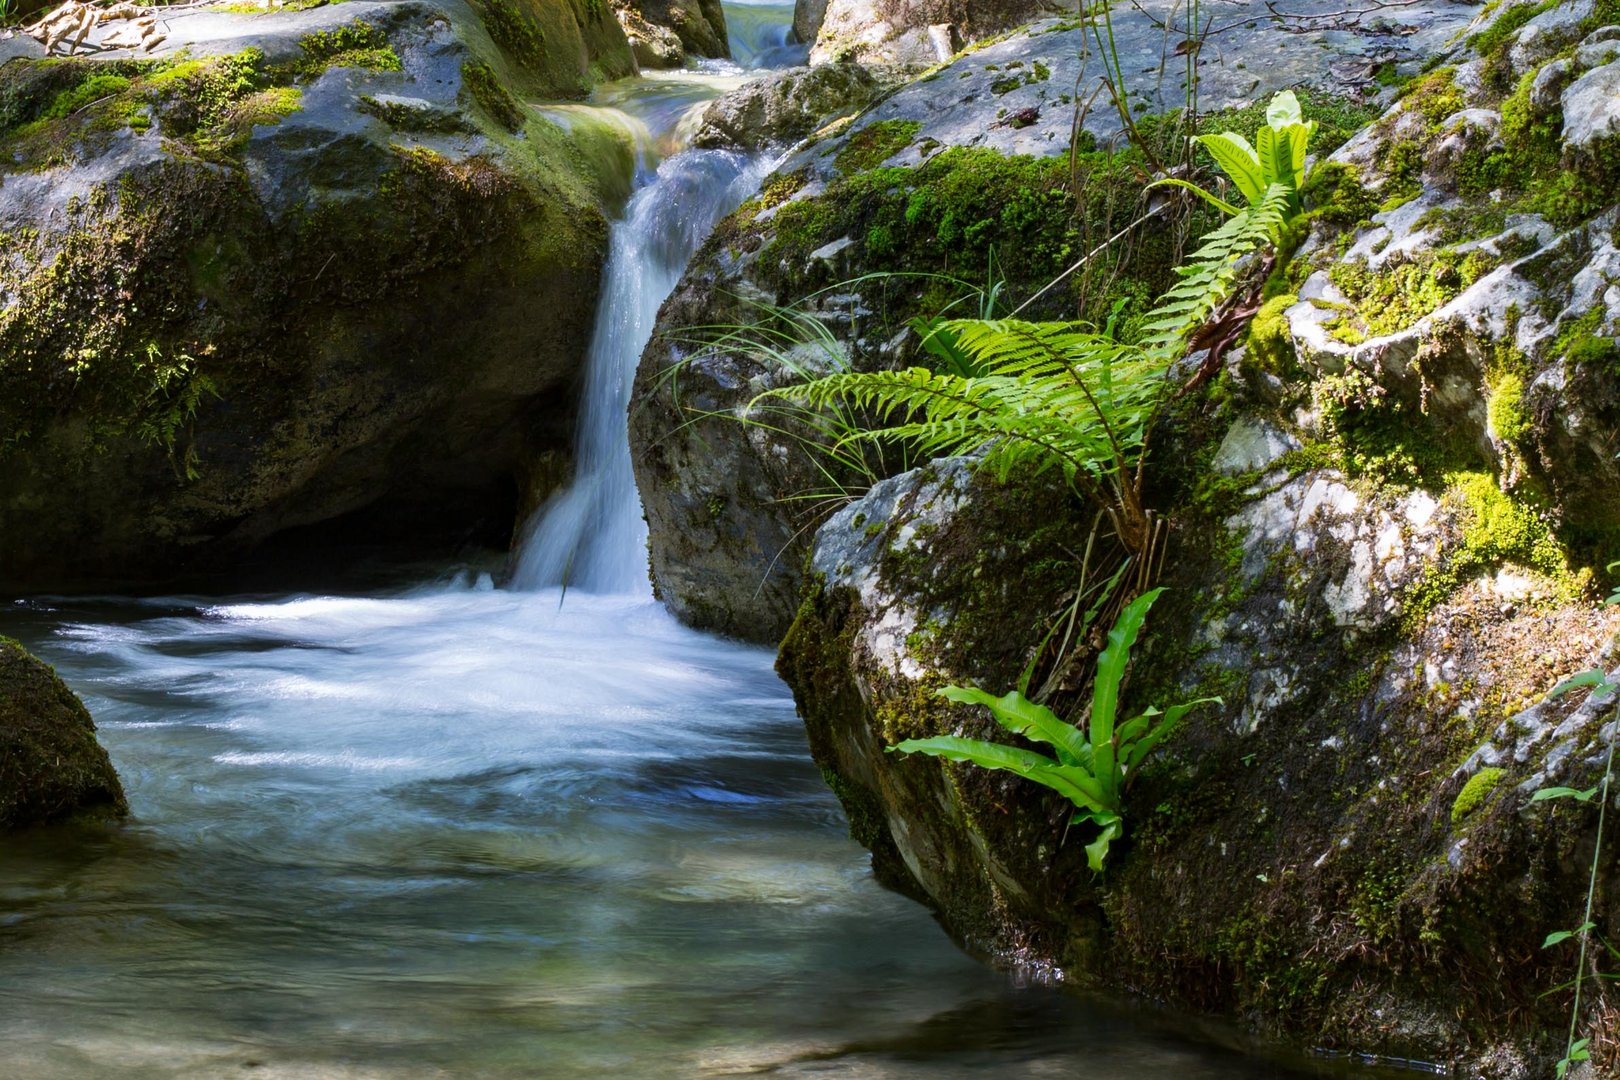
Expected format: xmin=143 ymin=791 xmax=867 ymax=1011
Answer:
xmin=691 ymin=62 xmax=884 ymax=150
xmin=1561 ymin=58 xmax=1620 ymax=155
xmin=1528 ymin=57 xmax=1573 ymax=114
xmin=1508 ymin=0 xmax=1594 ymax=75
xmin=794 ymin=0 xmax=830 ymax=47
xmin=1211 ymin=417 xmax=1302 ymax=476
xmin=1575 ymin=30 xmax=1620 ymax=68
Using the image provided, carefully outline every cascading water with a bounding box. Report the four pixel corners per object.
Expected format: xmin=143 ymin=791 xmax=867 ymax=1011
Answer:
xmin=511 ymin=145 xmax=770 ymax=594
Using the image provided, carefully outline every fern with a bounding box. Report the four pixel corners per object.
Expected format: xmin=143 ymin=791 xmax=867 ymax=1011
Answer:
xmin=745 ymin=92 xmax=1311 ymax=558
xmin=890 ymin=589 xmax=1219 ymax=871
xmin=1137 ymin=182 xmax=1292 ymax=356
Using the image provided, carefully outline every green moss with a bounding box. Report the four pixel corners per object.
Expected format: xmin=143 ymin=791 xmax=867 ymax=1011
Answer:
xmin=1396 ymin=67 xmax=1464 ymax=129
xmin=1486 ymin=373 xmax=1528 ymax=444
xmin=474 ymin=0 xmax=548 ymax=69
xmin=1457 ymin=65 xmax=1620 ymax=230
xmin=295 ymin=19 xmax=402 ymax=74
xmin=461 ymin=59 xmax=525 ymax=133
xmin=1450 ymin=766 xmax=1506 ymax=824
xmin=360 ymin=94 xmax=470 ymax=133
xmin=1308 ymin=368 xmax=1479 ymax=487
xmin=1327 ymin=247 xmax=1496 ymax=340
xmin=1550 ymin=307 xmax=1620 ymax=371
xmin=1301 ymin=162 xmax=1378 ymax=229
xmin=1472 ymin=0 xmax=1560 ymax=88
xmin=1243 ymin=292 xmax=1299 ymax=376
xmin=1566 ymin=335 xmax=1620 ymax=371
xmin=0 ymin=637 xmax=128 ymax=829
xmin=1404 ymin=472 xmax=1585 ymax=625
xmin=834 ymin=119 xmax=922 ymax=175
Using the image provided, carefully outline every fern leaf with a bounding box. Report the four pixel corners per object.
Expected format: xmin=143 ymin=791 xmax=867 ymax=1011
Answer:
xmin=1195 ymin=132 xmax=1264 ymax=206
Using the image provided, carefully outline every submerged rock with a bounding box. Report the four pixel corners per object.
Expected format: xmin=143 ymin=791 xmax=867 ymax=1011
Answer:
xmin=0 ymin=638 xmax=127 ymax=830
xmin=0 ymin=0 xmax=634 ymax=592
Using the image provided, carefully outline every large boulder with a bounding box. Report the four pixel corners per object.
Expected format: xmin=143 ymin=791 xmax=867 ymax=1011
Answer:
xmin=0 ymin=638 xmax=127 ymax=829
xmin=795 ymin=0 xmax=1076 ymax=66
xmin=0 ymin=0 xmax=636 ymax=592
xmin=778 ymin=439 xmax=1619 ymax=1075
xmin=630 ymin=1 xmax=1479 ymax=643
xmin=1277 ymin=16 xmax=1620 ymax=563
xmin=611 ymin=0 xmax=728 ymax=68
xmin=690 ymin=61 xmax=884 ymax=150
xmin=771 ymin=0 xmax=1620 ymax=1070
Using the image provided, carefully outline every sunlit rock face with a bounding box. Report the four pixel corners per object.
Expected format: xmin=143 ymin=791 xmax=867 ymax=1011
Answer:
xmin=631 ymin=0 xmax=1483 ymax=643
xmin=612 ymin=0 xmax=729 ymax=68
xmin=793 ymin=0 xmax=1076 ymax=66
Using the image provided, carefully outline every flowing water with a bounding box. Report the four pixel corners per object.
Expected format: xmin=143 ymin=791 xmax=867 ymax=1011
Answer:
xmin=0 ymin=6 xmax=1388 ymax=1078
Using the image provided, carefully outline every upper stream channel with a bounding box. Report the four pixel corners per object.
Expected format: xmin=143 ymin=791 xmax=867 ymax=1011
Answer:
xmin=0 ymin=5 xmax=1394 ymax=1076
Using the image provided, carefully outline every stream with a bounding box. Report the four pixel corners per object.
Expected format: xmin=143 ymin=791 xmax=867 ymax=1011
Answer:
xmin=1 ymin=5 xmax=1385 ymax=1077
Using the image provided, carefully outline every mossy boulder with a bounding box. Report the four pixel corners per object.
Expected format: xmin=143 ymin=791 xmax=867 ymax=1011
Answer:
xmin=0 ymin=0 xmax=636 ymax=591
xmin=778 ymin=434 xmax=1620 ymax=1075
xmin=795 ymin=0 xmax=1075 ymax=66
xmin=629 ymin=6 xmax=1479 ymax=643
xmin=690 ymin=61 xmax=885 ymax=150
xmin=1279 ymin=13 xmax=1620 ymax=577
xmin=0 ymin=638 xmax=127 ymax=830
xmin=610 ymin=0 xmax=728 ymax=69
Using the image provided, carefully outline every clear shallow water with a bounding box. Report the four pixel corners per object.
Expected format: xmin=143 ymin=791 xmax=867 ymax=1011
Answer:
xmin=1 ymin=585 xmax=1348 ymax=1079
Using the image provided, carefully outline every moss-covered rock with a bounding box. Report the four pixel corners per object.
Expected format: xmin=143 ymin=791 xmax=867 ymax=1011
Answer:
xmin=0 ymin=0 xmax=634 ymax=591
xmin=610 ymin=0 xmax=728 ymax=68
xmin=1280 ymin=8 xmax=1620 ymax=581
xmin=0 ymin=637 xmax=127 ymax=830
xmin=797 ymin=0 xmax=1073 ymax=66
xmin=629 ymin=8 xmax=1475 ymax=643
xmin=778 ymin=432 xmax=1620 ymax=1075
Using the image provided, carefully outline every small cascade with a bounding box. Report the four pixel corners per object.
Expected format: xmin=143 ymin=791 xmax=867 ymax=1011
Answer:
xmin=510 ymin=139 xmax=771 ymax=595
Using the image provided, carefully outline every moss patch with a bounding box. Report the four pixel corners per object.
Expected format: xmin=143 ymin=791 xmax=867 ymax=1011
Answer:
xmin=461 ymin=58 xmax=525 ymax=132
xmin=1487 ymin=373 xmax=1528 ymax=444
xmin=1404 ymin=471 xmax=1587 ymax=625
xmin=834 ymin=119 xmax=922 ymax=175
xmin=1451 ymin=766 xmax=1505 ymax=824
xmin=295 ymin=19 xmax=402 ymax=74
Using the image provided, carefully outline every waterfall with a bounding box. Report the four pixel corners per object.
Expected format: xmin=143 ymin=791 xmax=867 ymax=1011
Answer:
xmin=510 ymin=146 xmax=771 ymax=595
